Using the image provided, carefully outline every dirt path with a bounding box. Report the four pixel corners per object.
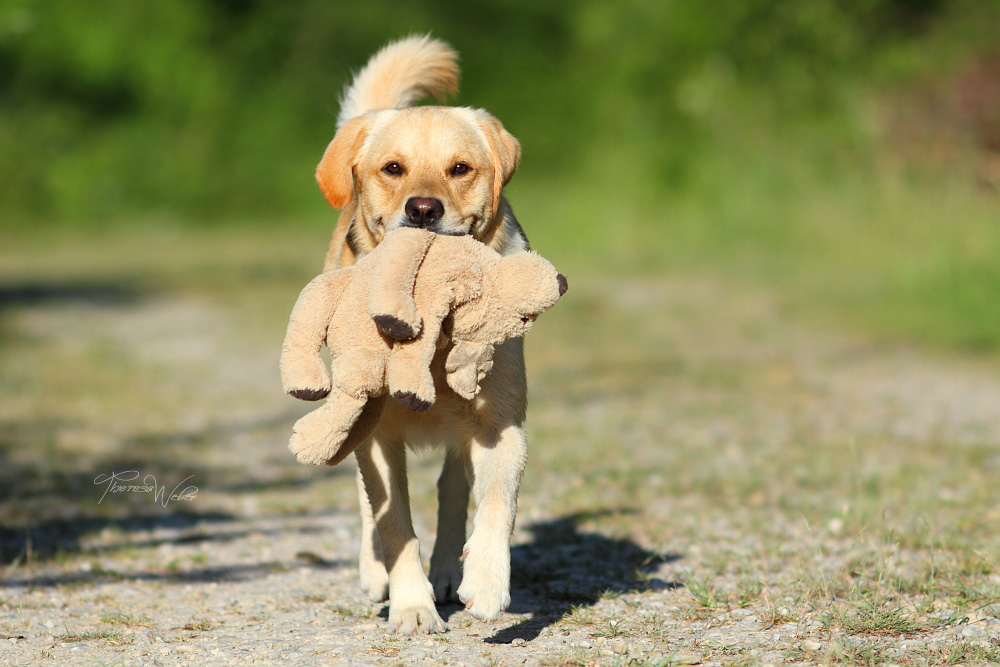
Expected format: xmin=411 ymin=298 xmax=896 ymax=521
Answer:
xmin=1 ymin=273 xmax=999 ymax=666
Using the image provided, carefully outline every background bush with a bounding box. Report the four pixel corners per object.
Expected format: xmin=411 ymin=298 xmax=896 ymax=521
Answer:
xmin=2 ymin=0 xmax=999 ymax=348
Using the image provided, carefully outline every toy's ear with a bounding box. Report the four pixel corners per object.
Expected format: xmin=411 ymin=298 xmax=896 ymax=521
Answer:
xmin=475 ymin=111 xmax=520 ymax=217
xmin=497 ymin=252 xmax=564 ymax=314
xmin=316 ymin=115 xmax=370 ymax=209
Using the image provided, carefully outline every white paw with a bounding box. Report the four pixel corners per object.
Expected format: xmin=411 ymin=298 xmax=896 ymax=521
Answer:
xmin=388 ymin=604 xmax=447 ymax=634
xmin=428 ymin=557 xmax=463 ymax=603
xmin=456 ymin=544 xmax=510 ymax=622
xmin=358 ymin=553 xmax=389 ymax=603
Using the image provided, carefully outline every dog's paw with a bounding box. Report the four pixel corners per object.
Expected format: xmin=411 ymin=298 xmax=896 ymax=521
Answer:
xmin=388 ymin=604 xmax=447 ymax=634
xmin=429 ymin=558 xmax=463 ymax=603
xmin=358 ymin=553 xmax=389 ymax=603
xmin=457 ymin=545 xmax=510 ymax=622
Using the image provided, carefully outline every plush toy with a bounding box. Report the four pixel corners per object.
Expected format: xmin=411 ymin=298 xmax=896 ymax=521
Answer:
xmin=280 ymin=226 xmax=567 ymax=466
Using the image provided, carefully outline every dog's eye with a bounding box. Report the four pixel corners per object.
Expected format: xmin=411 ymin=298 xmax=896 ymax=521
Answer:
xmin=382 ymin=162 xmax=403 ymax=176
xmin=520 ymin=316 xmax=530 ymax=324
xmin=451 ymin=162 xmax=471 ymax=176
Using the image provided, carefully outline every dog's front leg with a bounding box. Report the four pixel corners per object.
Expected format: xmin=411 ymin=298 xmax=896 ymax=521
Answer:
xmin=355 ymin=437 xmax=446 ymax=634
xmin=457 ymin=423 xmax=527 ymax=621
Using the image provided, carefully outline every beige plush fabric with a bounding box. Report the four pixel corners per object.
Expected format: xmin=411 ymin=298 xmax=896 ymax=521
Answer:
xmin=280 ymin=227 xmax=566 ymax=466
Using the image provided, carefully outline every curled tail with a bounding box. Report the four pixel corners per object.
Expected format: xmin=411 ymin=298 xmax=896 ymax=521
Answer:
xmin=337 ymin=35 xmax=459 ymax=128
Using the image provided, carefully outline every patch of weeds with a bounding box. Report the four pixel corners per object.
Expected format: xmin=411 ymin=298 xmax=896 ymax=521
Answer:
xmin=829 ymin=638 xmax=885 ymax=667
xmin=370 ymin=637 xmax=400 ymax=656
xmin=331 ymin=605 xmax=374 ymax=618
xmin=953 ymin=578 xmax=1000 ymax=608
xmin=957 ymin=551 xmax=994 ymax=577
xmin=190 ymin=551 xmax=208 ymax=565
xmin=736 ymin=578 xmax=763 ymax=608
xmin=725 ymin=653 xmax=761 ymax=667
xmin=299 ymin=593 xmax=327 ymax=603
xmin=762 ymin=603 xmax=797 ymax=628
xmin=945 ymin=640 xmax=1000 ymax=664
xmin=631 ymin=652 xmax=703 ymax=666
xmin=833 ymin=596 xmax=925 ymax=636
xmin=591 ymin=619 xmax=625 ymax=638
xmin=181 ymin=619 xmax=217 ymax=631
xmin=561 ymin=604 xmax=596 ymax=626
xmin=684 ymin=576 xmax=726 ymax=617
xmin=60 ymin=629 xmax=133 ymax=646
xmin=99 ymin=611 xmax=152 ymax=628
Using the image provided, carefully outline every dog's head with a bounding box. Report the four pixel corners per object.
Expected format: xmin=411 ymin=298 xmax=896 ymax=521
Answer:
xmin=316 ymin=106 xmax=520 ymax=248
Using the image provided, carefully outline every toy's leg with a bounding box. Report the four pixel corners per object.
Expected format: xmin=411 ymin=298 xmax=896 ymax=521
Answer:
xmin=356 ymin=436 xmax=445 ymax=634
xmin=287 ymin=389 xmax=368 ymax=466
xmin=385 ymin=341 xmax=437 ymax=412
xmin=456 ymin=422 xmax=527 ymax=622
xmin=428 ymin=445 xmax=470 ymax=603
xmin=444 ymin=341 xmax=495 ymax=400
xmin=356 ymin=467 xmax=389 ymax=602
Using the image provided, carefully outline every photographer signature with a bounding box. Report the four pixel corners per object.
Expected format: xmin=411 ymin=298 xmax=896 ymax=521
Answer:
xmin=93 ymin=471 xmax=198 ymax=507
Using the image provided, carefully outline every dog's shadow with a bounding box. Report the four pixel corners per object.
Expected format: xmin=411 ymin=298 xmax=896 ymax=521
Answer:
xmin=435 ymin=510 xmax=680 ymax=643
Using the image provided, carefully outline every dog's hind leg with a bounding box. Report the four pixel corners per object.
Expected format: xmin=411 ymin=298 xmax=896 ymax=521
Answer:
xmin=356 ymin=468 xmax=389 ymax=602
xmin=355 ymin=436 xmax=446 ymax=634
xmin=429 ymin=444 xmax=470 ymax=603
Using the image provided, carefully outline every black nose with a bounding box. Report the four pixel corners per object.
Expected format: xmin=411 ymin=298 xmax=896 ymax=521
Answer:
xmin=405 ymin=197 xmax=444 ymax=227
xmin=556 ymin=274 xmax=568 ymax=296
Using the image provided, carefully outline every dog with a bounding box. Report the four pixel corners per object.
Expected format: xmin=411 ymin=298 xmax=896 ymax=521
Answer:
xmin=314 ymin=36 xmax=533 ymax=634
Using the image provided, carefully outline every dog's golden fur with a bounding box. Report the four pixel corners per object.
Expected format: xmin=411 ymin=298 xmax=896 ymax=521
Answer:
xmin=314 ymin=36 xmax=533 ymax=634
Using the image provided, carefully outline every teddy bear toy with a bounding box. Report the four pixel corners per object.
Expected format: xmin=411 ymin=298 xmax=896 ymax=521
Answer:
xmin=279 ymin=226 xmax=567 ymax=466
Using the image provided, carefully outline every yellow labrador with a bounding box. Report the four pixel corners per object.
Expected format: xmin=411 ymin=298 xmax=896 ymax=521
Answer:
xmin=314 ymin=36 xmax=532 ymax=633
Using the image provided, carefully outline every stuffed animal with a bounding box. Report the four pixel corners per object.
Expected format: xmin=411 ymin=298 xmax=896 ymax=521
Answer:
xmin=280 ymin=226 xmax=567 ymax=466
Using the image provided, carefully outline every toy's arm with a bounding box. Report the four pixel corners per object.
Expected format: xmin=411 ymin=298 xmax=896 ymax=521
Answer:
xmin=384 ymin=286 xmax=456 ymax=411
xmin=444 ymin=340 xmax=495 ymax=400
xmin=280 ymin=269 xmax=353 ymax=400
xmin=368 ymin=228 xmax=436 ymax=340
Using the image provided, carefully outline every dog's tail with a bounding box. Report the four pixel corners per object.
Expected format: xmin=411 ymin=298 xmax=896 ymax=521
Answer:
xmin=337 ymin=35 xmax=459 ymax=129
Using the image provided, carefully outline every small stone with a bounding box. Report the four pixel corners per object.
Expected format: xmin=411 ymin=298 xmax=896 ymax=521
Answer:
xmin=571 ymin=640 xmax=593 ymax=649
xmin=803 ymin=640 xmax=822 ymax=652
xmin=610 ymin=639 xmax=628 ymax=655
xmin=512 ymin=638 xmax=526 ymax=646
xmin=397 ymin=648 xmax=426 ymax=661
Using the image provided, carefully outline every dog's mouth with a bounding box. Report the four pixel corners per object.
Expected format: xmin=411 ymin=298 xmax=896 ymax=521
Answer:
xmin=390 ymin=216 xmax=476 ymax=237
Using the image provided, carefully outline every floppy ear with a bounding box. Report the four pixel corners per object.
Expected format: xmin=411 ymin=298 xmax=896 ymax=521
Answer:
xmin=316 ymin=115 xmax=370 ymax=209
xmin=476 ymin=111 xmax=521 ymax=216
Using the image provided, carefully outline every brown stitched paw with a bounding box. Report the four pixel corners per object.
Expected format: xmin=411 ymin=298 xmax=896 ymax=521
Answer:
xmin=289 ymin=387 xmax=330 ymax=401
xmin=393 ymin=391 xmax=431 ymax=413
xmin=373 ymin=314 xmax=417 ymax=340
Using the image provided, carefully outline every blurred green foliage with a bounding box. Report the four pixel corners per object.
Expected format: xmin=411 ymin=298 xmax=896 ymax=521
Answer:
xmin=2 ymin=0 xmax=1000 ymax=349
xmin=0 ymin=0 xmax=990 ymax=222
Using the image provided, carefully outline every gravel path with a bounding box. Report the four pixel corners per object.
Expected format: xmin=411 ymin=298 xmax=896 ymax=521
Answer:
xmin=2 ymin=274 xmax=999 ymax=666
